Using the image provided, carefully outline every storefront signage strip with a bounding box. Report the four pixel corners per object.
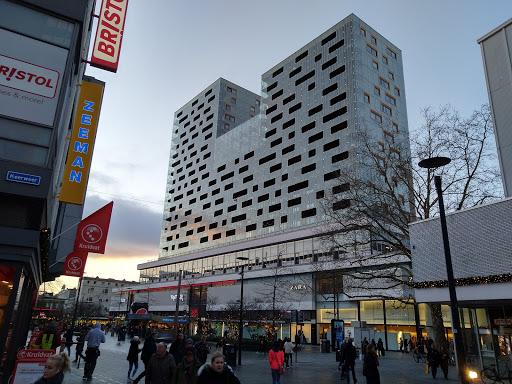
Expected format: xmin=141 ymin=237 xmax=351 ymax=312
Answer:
xmin=59 ymin=81 xmax=104 ymax=205
xmin=90 ymin=0 xmax=129 ymax=73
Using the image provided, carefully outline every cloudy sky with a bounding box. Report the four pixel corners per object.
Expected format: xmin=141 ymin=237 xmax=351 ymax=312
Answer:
xmin=59 ymin=0 xmax=512 ymax=288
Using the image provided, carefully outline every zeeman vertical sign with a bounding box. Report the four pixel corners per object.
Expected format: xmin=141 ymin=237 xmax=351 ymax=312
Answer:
xmin=60 ymin=81 xmax=104 ymax=205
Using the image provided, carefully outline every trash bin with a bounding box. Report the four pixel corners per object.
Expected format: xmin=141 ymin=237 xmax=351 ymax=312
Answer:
xmin=321 ymin=340 xmax=331 ymax=353
xmin=223 ymin=344 xmax=237 ymax=366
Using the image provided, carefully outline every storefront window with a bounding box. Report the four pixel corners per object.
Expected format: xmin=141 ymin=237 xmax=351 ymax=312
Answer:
xmin=0 ymin=265 xmax=17 ymax=332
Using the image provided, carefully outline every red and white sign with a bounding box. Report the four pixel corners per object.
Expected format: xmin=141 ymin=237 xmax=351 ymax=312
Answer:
xmin=12 ymin=349 xmax=53 ymax=384
xmin=91 ymin=0 xmax=129 ymax=73
xmin=74 ymin=202 xmax=113 ymax=253
xmin=136 ymin=308 xmax=148 ymax=314
xmin=62 ymin=251 xmax=88 ymax=277
xmin=62 ymin=202 xmax=113 ymax=277
xmin=17 ymin=349 xmax=54 ymax=361
xmin=0 ymin=55 xmax=60 ymax=98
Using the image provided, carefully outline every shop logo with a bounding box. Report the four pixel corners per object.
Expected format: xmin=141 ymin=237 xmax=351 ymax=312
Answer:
xmin=67 ymin=256 xmax=83 ymax=271
xmin=81 ymin=224 xmax=103 ymax=244
xmin=17 ymin=349 xmax=54 ymax=360
xmin=0 ymin=54 xmax=60 ymax=98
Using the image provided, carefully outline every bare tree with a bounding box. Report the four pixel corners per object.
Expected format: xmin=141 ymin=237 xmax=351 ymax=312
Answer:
xmin=320 ymin=103 xmax=502 ymax=346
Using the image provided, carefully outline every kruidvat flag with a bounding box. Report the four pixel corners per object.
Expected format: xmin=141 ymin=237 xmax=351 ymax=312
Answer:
xmin=62 ymin=251 xmax=88 ymax=277
xmin=74 ymin=201 xmax=114 ymax=254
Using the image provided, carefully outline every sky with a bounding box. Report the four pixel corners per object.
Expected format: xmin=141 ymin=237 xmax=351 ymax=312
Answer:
xmin=57 ymin=0 xmax=512 ymax=290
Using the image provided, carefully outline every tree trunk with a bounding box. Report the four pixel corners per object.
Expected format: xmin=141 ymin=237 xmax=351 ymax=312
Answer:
xmin=429 ymin=303 xmax=448 ymax=348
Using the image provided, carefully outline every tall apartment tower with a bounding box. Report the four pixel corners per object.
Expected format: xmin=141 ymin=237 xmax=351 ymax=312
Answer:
xmin=478 ymin=17 xmax=512 ymax=197
xmin=146 ymin=14 xmax=409 ymax=280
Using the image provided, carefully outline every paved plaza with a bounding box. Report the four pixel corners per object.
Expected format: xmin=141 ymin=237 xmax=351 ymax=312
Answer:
xmin=59 ymin=335 xmax=464 ymax=384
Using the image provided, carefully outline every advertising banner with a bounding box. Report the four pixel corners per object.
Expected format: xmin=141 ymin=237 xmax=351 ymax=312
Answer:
xmin=74 ymin=201 xmax=113 ymax=254
xmin=59 ymin=80 xmax=104 ymax=205
xmin=62 ymin=251 xmax=88 ymax=277
xmin=61 ymin=202 xmax=113 ymax=277
xmin=12 ymin=349 xmax=54 ymax=384
xmin=90 ymin=0 xmax=129 ymax=72
xmin=0 ymin=28 xmax=68 ymax=126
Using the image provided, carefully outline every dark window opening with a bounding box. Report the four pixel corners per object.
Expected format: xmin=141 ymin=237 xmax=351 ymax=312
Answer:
xmin=333 ymin=200 xmax=350 ymax=211
xmin=324 ymin=139 xmax=340 ymax=151
xmin=288 ymin=197 xmax=301 ymax=207
xmin=301 ymin=208 xmax=316 ymax=218
xmin=302 ymin=163 xmax=316 ymax=174
xmin=288 ymin=155 xmax=301 ymax=166
xmin=258 ymin=193 xmax=270 ymax=203
xmin=324 ymin=169 xmax=341 ymax=181
xmin=332 ymin=151 xmax=349 ymax=163
xmin=288 ymin=180 xmax=308 ymax=193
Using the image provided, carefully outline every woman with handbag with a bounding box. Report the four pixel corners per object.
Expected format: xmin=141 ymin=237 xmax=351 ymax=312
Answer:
xmin=268 ymin=341 xmax=285 ymax=384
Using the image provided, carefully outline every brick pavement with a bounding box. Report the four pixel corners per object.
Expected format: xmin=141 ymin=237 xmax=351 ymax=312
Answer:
xmin=63 ymin=335 xmax=463 ymax=384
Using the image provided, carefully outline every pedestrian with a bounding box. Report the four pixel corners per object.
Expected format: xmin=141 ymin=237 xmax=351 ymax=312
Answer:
xmin=376 ymin=338 xmax=385 ymax=358
xmin=339 ymin=338 xmax=357 ymax=384
xmin=363 ymin=344 xmax=380 ymax=384
xmin=339 ymin=337 xmax=349 ymax=379
xmin=35 ymin=321 xmax=63 ymax=351
xmin=427 ymin=345 xmax=441 ymax=379
xmin=439 ymin=346 xmax=449 ymax=379
xmin=33 ymin=353 xmax=71 ymax=384
xmin=283 ymin=337 xmax=294 ymax=368
xmin=83 ymin=322 xmax=106 ymax=381
xmin=127 ymin=336 xmax=142 ymax=382
xmin=399 ymin=338 xmax=403 ymax=353
xmin=268 ymin=341 xmax=285 ymax=384
xmin=171 ymin=347 xmax=200 ymax=384
xmin=146 ymin=342 xmax=177 ymax=384
xmin=74 ymin=328 xmax=86 ymax=363
xmin=194 ymin=335 xmax=211 ymax=365
xmin=169 ymin=332 xmax=186 ymax=364
xmin=361 ymin=337 xmax=369 ymax=358
xmin=197 ymin=352 xmax=241 ymax=384
xmin=133 ymin=331 xmax=158 ymax=384
xmin=63 ymin=325 xmax=73 ymax=356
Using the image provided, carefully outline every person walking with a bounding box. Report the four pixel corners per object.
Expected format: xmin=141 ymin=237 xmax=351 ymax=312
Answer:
xmin=127 ymin=336 xmax=142 ymax=382
xmin=133 ymin=331 xmax=158 ymax=384
xmin=33 ymin=353 xmax=71 ymax=384
xmin=63 ymin=325 xmax=73 ymax=356
xmin=35 ymin=321 xmax=62 ymax=351
xmin=439 ymin=346 xmax=449 ymax=379
xmin=171 ymin=347 xmax=200 ymax=384
xmin=339 ymin=338 xmax=357 ymax=384
xmin=194 ymin=335 xmax=211 ymax=365
xmin=74 ymin=328 xmax=86 ymax=363
xmin=83 ymin=322 xmax=106 ymax=381
xmin=361 ymin=337 xmax=369 ymax=359
xmin=197 ymin=352 xmax=241 ymax=384
xmin=427 ymin=345 xmax=441 ymax=379
xmin=268 ymin=341 xmax=285 ymax=384
xmin=363 ymin=344 xmax=380 ymax=384
xmin=283 ymin=337 xmax=294 ymax=368
xmin=376 ymin=338 xmax=385 ymax=358
xmin=146 ymin=342 xmax=177 ymax=384
xmin=169 ymin=332 xmax=186 ymax=364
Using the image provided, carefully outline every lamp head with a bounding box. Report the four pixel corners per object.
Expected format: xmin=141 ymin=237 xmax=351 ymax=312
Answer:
xmin=418 ymin=156 xmax=451 ymax=169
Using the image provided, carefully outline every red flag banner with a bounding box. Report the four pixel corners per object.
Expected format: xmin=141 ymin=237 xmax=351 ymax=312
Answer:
xmin=62 ymin=251 xmax=88 ymax=277
xmin=74 ymin=201 xmax=113 ymax=254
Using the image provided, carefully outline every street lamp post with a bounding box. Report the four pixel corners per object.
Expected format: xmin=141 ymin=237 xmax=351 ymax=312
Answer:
xmin=237 ymin=256 xmax=249 ymax=366
xmin=418 ymin=156 xmax=468 ymax=384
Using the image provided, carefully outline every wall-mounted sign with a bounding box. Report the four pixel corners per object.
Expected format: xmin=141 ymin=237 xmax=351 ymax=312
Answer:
xmin=495 ymin=318 xmax=512 ymax=326
xmin=0 ymin=28 xmax=68 ymax=126
xmin=6 ymin=171 xmax=41 ymax=185
xmin=59 ymin=80 xmax=104 ymax=205
xmin=290 ymin=284 xmax=307 ymax=290
xmin=90 ymin=0 xmax=129 ymax=73
xmin=170 ymin=294 xmax=185 ymax=302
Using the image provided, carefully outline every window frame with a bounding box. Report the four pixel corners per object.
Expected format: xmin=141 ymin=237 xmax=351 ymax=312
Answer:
xmin=372 ymin=59 xmax=379 ymax=70
xmin=388 ymin=70 xmax=394 ymax=81
xmin=394 ymin=86 xmax=401 ymax=97
xmin=382 ymin=55 xmax=388 ymax=65
xmin=224 ymin=113 xmax=235 ymax=122
xmin=374 ymin=86 xmax=381 ymax=96
xmin=227 ymin=86 xmax=237 ymax=95
xmin=370 ymin=109 xmax=383 ymax=123
xmin=360 ymin=26 xmax=366 ymax=37
xmin=364 ymin=92 xmax=370 ymax=103
xmin=381 ymin=103 xmax=392 ymax=116
xmin=385 ymin=93 xmax=396 ymax=106
xmin=366 ymin=43 xmax=378 ymax=57
xmin=379 ymin=76 xmax=390 ymax=89
xmin=386 ymin=46 xmax=398 ymax=59
xmin=370 ymin=34 xmax=377 ymax=45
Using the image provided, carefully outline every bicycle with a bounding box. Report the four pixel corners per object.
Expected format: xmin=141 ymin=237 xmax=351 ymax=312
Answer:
xmin=481 ymin=362 xmax=512 ymax=384
xmin=466 ymin=354 xmax=479 ymax=367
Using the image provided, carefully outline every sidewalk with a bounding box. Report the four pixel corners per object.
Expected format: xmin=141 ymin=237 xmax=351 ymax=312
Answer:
xmin=63 ymin=336 xmax=461 ymax=383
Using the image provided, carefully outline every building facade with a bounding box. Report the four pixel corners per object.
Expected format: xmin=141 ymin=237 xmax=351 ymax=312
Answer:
xmin=134 ymin=14 xmax=413 ymax=347
xmin=478 ymin=17 xmax=512 ymax=197
xmin=411 ymin=197 xmax=512 ymax=371
xmin=0 ymin=0 xmax=99 ymax=376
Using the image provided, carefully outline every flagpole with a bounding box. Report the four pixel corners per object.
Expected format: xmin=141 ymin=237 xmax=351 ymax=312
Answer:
xmin=70 ymin=276 xmax=84 ymax=335
xmin=50 ymin=221 xmax=79 ymax=241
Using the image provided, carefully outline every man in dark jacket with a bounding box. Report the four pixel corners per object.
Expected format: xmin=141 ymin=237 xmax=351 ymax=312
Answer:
xmin=194 ymin=336 xmax=210 ymax=365
xmin=169 ymin=333 xmax=186 ymax=364
xmin=133 ymin=331 xmax=158 ymax=384
xmin=339 ymin=338 xmax=357 ymax=384
xmin=146 ymin=342 xmax=176 ymax=384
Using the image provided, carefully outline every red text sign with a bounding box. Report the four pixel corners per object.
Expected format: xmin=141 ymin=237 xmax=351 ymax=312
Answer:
xmin=0 ymin=54 xmax=60 ymax=98
xmin=91 ymin=0 xmax=129 ymax=72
